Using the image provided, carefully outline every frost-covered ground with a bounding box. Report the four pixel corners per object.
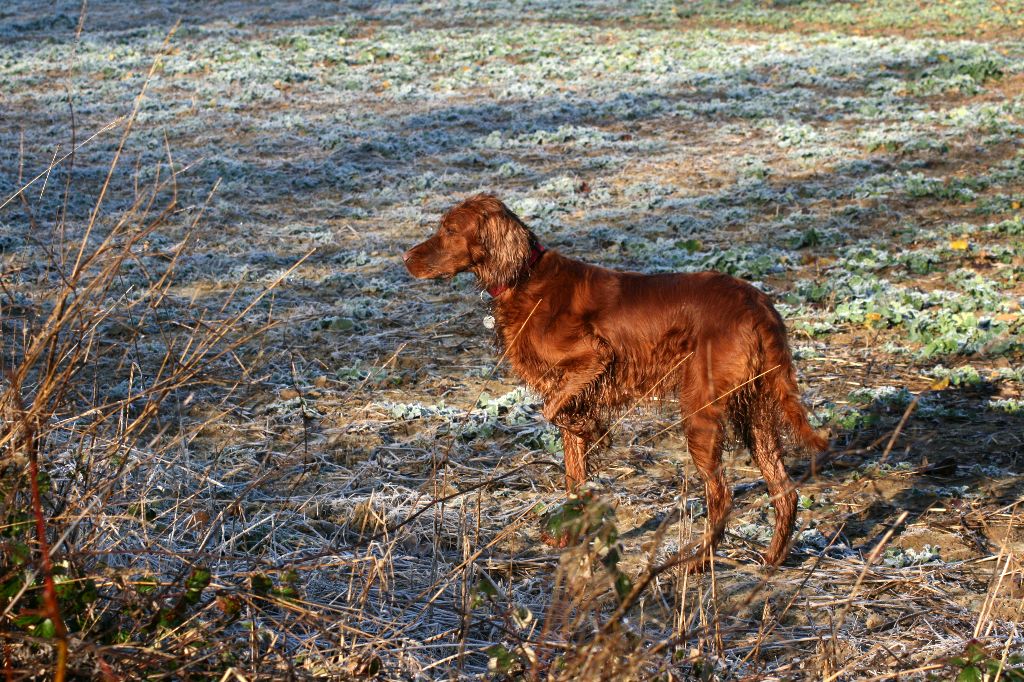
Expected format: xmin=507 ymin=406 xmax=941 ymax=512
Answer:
xmin=2 ymin=0 xmax=1023 ymax=679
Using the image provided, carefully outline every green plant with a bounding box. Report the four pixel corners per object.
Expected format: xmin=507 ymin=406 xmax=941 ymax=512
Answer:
xmin=930 ymin=640 xmax=1024 ymax=682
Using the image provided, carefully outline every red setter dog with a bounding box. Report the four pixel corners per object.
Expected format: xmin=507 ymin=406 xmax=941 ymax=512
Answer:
xmin=404 ymin=194 xmax=826 ymax=567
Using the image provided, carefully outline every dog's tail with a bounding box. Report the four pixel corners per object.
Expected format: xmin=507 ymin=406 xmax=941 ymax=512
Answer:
xmin=773 ymin=362 xmax=829 ymax=452
xmin=759 ymin=314 xmax=829 ymax=453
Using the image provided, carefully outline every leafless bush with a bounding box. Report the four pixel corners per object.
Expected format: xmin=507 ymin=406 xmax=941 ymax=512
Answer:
xmin=0 ymin=57 xmax=305 ymax=677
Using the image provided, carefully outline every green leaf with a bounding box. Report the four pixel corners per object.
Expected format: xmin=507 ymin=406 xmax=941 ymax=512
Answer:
xmin=135 ymin=576 xmax=157 ymax=596
xmin=184 ymin=567 xmax=212 ymax=605
xmin=476 ymin=575 xmax=499 ymax=597
xmin=965 ymin=642 xmax=987 ymax=663
xmin=542 ymin=502 xmax=583 ymax=535
xmin=271 ymin=585 xmax=300 ymax=601
xmin=614 ymin=573 xmax=633 ymax=602
xmin=13 ymin=614 xmax=42 ymax=629
xmin=250 ymin=574 xmax=273 ymax=595
xmin=798 ymin=228 xmax=821 ymax=248
xmin=54 ymin=574 xmax=75 ymax=599
xmin=0 ymin=514 xmax=32 ymax=538
xmin=186 ymin=568 xmax=212 ymax=592
xmin=157 ymin=608 xmax=178 ymax=630
xmin=956 ymin=666 xmax=983 ymax=682
xmin=33 ymin=619 xmax=56 ymax=639
xmin=487 ymin=645 xmax=518 ymax=674
xmin=8 ymin=542 xmax=30 ymax=566
xmin=0 ymin=575 xmax=27 ymax=600
xmin=602 ymin=547 xmax=621 ymax=570
xmin=217 ymin=594 xmax=243 ymax=617
xmin=470 ymin=572 xmax=501 ymax=609
xmin=79 ymin=579 xmax=99 ymax=606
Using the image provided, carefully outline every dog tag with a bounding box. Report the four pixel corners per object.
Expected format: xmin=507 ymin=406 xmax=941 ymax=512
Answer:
xmin=483 ymin=315 xmax=495 ymax=329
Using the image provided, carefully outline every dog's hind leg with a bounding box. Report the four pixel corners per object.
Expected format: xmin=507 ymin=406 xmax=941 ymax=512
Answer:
xmin=742 ymin=401 xmax=797 ymax=566
xmin=686 ymin=405 xmax=730 ymax=571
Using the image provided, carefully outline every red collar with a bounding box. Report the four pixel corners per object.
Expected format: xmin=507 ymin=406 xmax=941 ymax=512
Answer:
xmin=487 ymin=242 xmax=546 ymax=297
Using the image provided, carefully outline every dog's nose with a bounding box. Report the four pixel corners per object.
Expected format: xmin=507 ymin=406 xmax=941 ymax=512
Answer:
xmin=402 ymin=250 xmax=411 ymax=263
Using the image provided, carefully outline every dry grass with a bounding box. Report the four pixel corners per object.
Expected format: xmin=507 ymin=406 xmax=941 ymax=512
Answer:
xmin=1 ymin=1 xmax=1023 ymax=680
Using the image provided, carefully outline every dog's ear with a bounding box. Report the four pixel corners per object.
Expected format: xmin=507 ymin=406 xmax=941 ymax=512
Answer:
xmin=475 ymin=198 xmax=533 ymax=292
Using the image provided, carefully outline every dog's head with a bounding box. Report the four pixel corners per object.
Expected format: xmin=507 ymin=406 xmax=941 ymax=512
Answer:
xmin=403 ymin=194 xmax=535 ymax=292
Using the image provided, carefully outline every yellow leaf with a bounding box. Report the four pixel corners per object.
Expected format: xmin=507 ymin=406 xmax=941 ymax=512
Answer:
xmin=949 ymin=239 xmax=969 ymax=250
xmin=1012 ymin=201 xmax=1021 ymax=210
xmin=865 ymin=312 xmax=882 ymax=321
xmin=929 ymin=376 xmax=950 ymax=391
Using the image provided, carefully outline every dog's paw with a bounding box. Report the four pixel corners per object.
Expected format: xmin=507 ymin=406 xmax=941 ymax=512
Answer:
xmin=539 ymin=525 xmax=575 ymax=549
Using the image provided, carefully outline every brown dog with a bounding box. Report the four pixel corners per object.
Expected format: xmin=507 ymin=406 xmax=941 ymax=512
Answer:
xmin=404 ymin=194 xmax=826 ymax=566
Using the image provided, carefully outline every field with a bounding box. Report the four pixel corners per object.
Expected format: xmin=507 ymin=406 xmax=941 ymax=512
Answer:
xmin=2 ymin=0 xmax=1023 ymax=679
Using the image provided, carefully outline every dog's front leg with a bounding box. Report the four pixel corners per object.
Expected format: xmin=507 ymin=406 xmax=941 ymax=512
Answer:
xmin=549 ymin=412 xmax=598 ymax=492
xmin=540 ymin=343 xmax=611 ymax=492
xmin=560 ymin=428 xmax=588 ymax=492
